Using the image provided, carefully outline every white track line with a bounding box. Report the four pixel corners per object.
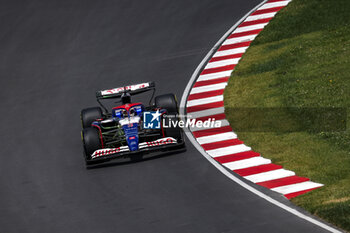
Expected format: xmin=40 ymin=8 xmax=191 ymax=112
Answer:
xmin=272 ymin=181 xmax=324 ymax=195
xmin=207 ymin=144 xmax=252 ymax=158
xmin=197 ymin=70 xmax=232 ymax=81
xmin=224 ymin=157 xmax=271 ymax=170
xmin=187 ymin=95 xmax=224 ymax=107
xmin=190 ymin=83 xmax=227 ymax=94
xmin=245 ymin=12 xmax=277 ymax=22
xmin=244 ymin=169 xmax=295 ymax=183
xmin=205 ymin=58 xmax=240 ymax=69
xmin=213 ymin=46 xmax=249 ymax=58
xmin=196 ymin=132 xmax=237 ymax=144
xmin=222 ymin=34 xmax=257 ymax=45
xmin=180 ymin=0 xmax=340 ymax=231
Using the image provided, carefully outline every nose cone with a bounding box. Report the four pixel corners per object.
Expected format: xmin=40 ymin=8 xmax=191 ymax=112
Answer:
xmin=120 ymin=116 xmax=141 ymax=151
xmin=127 ymin=135 xmax=139 ymax=151
xmin=122 ymin=122 xmax=139 ymax=151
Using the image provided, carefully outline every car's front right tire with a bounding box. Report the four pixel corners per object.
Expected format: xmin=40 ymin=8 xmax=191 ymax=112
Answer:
xmin=155 ymin=93 xmax=178 ymax=114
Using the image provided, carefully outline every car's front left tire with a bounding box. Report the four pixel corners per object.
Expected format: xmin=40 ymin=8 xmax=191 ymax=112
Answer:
xmin=82 ymin=127 xmax=102 ymax=164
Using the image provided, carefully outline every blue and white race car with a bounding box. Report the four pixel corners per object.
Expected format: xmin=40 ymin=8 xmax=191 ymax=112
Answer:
xmin=80 ymin=82 xmax=185 ymax=166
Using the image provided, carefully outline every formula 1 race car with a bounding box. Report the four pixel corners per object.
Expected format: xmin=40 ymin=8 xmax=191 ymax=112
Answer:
xmin=80 ymin=82 xmax=185 ymax=166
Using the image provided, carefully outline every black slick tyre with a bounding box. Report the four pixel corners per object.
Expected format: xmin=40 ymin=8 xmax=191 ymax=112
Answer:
xmin=155 ymin=93 xmax=178 ymax=114
xmin=81 ymin=107 xmax=103 ymax=129
xmin=82 ymin=127 xmax=102 ymax=164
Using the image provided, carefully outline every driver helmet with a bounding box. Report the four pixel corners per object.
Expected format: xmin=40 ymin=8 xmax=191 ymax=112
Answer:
xmin=122 ymin=109 xmax=128 ymax=118
xmin=129 ymin=108 xmax=136 ymax=117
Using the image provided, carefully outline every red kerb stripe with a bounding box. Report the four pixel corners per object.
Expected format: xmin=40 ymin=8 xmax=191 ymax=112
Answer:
xmin=187 ymin=89 xmax=224 ymax=100
xmin=209 ymin=53 xmax=243 ymax=63
xmin=201 ymin=64 xmax=235 ymax=75
xmin=251 ymin=6 xmax=284 ymax=16
xmin=284 ymin=187 xmax=320 ymax=199
xmin=218 ymin=41 xmax=251 ymax=51
xmin=187 ymin=101 xmax=224 ymax=113
xmin=239 ymin=18 xmax=272 ymax=27
xmin=256 ymin=176 xmax=310 ymax=189
xmin=266 ymin=0 xmax=288 ymax=4
xmin=201 ymin=138 xmax=244 ymax=150
xmin=194 ymin=113 xmax=226 ymax=122
xmin=228 ymin=29 xmax=263 ymax=39
xmin=215 ymin=151 xmax=260 ymax=164
xmin=192 ymin=125 xmax=232 ymax=138
xmin=234 ymin=163 xmax=282 ymax=176
xmin=193 ymin=77 xmax=229 ymax=87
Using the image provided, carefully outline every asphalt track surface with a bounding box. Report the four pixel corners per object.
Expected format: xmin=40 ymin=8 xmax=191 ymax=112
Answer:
xmin=0 ymin=1 xmax=330 ymax=232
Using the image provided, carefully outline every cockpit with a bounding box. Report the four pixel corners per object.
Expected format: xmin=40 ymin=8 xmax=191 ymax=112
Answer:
xmin=112 ymin=104 xmax=144 ymax=120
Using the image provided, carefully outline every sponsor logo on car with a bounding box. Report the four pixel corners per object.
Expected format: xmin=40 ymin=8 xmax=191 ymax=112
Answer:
xmin=92 ymin=147 xmax=128 ymax=159
xmin=101 ymin=82 xmax=150 ymax=96
xmin=143 ymin=137 xmax=176 ymax=147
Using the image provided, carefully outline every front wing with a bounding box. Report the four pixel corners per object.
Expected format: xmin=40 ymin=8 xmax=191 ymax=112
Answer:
xmin=90 ymin=137 xmax=183 ymax=161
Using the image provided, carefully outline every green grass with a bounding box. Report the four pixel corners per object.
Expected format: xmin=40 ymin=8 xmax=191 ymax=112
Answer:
xmin=224 ymin=0 xmax=350 ymax=231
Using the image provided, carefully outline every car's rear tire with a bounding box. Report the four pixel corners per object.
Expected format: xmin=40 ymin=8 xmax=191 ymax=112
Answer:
xmin=155 ymin=93 xmax=178 ymax=114
xmin=81 ymin=107 xmax=103 ymax=129
xmin=82 ymin=127 xmax=102 ymax=163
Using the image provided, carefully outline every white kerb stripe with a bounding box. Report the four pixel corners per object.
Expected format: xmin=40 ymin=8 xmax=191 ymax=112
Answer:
xmin=190 ymin=83 xmax=227 ymax=94
xmin=271 ymin=181 xmax=324 ymax=195
xmin=196 ymin=132 xmax=237 ymax=144
xmin=190 ymin=119 xmax=230 ymax=132
xmin=207 ymin=144 xmax=252 ymax=158
xmin=222 ymin=34 xmax=257 ymax=45
xmin=223 ymin=157 xmax=271 ymax=170
xmin=197 ymin=70 xmax=232 ymax=81
xmin=187 ymin=107 xmax=225 ymax=119
xmin=244 ymin=169 xmax=295 ymax=183
xmin=245 ymin=12 xmax=277 ymax=22
xmin=213 ymin=46 xmax=248 ymax=58
xmin=234 ymin=23 xmax=268 ymax=33
xmin=258 ymin=0 xmax=291 ymax=10
xmin=206 ymin=58 xmax=240 ymax=69
xmin=187 ymin=95 xmax=223 ymax=107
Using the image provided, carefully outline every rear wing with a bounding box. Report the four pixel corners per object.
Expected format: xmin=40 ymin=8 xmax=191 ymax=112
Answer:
xmin=96 ymin=81 xmax=155 ymax=99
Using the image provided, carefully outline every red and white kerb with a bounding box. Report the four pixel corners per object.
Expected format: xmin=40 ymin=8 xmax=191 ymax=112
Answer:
xmin=185 ymin=0 xmax=323 ymax=199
